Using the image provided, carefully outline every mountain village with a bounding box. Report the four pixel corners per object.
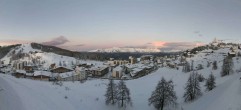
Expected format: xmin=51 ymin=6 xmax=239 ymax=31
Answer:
xmin=1 ymin=38 xmax=241 ymax=110
xmin=0 ymin=38 xmax=240 ymax=83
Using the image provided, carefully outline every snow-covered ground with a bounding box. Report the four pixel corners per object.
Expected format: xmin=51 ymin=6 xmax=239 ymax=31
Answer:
xmin=1 ymin=44 xmax=241 ymax=110
xmin=1 ymin=66 xmax=241 ymax=110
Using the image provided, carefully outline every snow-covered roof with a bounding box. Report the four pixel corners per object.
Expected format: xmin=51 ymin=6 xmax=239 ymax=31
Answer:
xmin=113 ymin=66 xmax=122 ymax=72
xmin=130 ymin=67 xmax=144 ymax=77
xmin=34 ymin=71 xmax=52 ymax=77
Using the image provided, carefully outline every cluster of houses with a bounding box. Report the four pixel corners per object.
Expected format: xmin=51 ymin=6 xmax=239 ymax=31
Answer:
xmin=11 ymin=63 xmax=87 ymax=82
xmin=1 ymin=55 xmax=159 ymax=81
xmin=110 ymin=55 xmax=157 ymax=79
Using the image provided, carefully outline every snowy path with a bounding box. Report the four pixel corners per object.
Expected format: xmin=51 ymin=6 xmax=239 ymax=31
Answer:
xmin=185 ymin=73 xmax=241 ymax=110
xmin=0 ymin=75 xmax=25 ymax=110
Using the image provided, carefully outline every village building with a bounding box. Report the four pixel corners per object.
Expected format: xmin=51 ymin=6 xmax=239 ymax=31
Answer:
xmin=140 ymin=55 xmax=153 ymax=61
xmin=33 ymin=71 xmax=51 ymax=81
xmin=23 ymin=65 xmax=35 ymax=73
xmin=13 ymin=61 xmax=27 ymax=70
xmin=112 ymin=66 xmax=123 ymax=78
xmin=75 ymin=66 xmax=87 ymax=81
xmin=114 ymin=60 xmax=129 ymax=65
xmin=51 ymin=66 xmax=73 ymax=73
xmin=13 ymin=70 xmax=26 ymax=78
xmin=129 ymin=56 xmax=137 ymax=64
xmin=126 ymin=63 xmax=155 ymax=78
xmin=87 ymin=66 xmax=109 ymax=77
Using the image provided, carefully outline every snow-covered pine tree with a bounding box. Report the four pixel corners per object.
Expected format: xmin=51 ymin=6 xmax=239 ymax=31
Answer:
xmin=191 ymin=60 xmax=194 ymax=71
xmin=105 ymin=79 xmax=118 ymax=105
xmin=117 ymin=80 xmax=132 ymax=108
xmin=205 ymin=73 xmax=216 ymax=91
xmin=207 ymin=61 xmax=211 ymax=68
xmin=182 ymin=61 xmax=191 ymax=73
xmin=212 ymin=60 xmax=218 ymax=70
xmin=183 ymin=71 xmax=202 ymax=102
xmin=149 ymin=77 xmax=177 ymax=110
xmin=221 ymin=56 xmax=233 ymax=77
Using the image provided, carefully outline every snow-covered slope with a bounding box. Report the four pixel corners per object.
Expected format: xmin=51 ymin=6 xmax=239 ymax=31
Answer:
xmin=1 ymin=43 xmax=104 ymax=69
xmin=89 ymin=47 xmax=162 ymax=53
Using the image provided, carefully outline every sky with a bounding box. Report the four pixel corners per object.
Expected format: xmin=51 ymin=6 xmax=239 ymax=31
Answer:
xmin=0 ymin=0 xmax=241 ymax=51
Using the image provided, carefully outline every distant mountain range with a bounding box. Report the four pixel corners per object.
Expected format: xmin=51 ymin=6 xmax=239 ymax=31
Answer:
xmin=89 ymin=47 xmax=161 ymax=53
xmin=89 ymin=47 xmax=182 ymax=53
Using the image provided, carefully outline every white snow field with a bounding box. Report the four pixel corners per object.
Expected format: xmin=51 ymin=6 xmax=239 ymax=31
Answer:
xmin=1 ymin=67 xmax=241 ymax=110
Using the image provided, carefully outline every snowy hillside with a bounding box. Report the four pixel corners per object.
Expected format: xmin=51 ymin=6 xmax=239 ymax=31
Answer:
xmin=1 ymin=45 xmax=241 ymax=110
xmin=89 ymin=47 xmax=162 ymax=53
xmin=1 ymin=43 xmax=104 ymax=69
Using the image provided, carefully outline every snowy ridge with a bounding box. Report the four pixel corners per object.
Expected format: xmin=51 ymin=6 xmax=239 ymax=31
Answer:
xmin=89 ymin=47 xmax=162 ymax=53
xmin=1 ymin=43 xmax=104 ymax=69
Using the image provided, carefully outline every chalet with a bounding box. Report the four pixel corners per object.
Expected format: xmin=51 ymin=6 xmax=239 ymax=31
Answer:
xmin=33 ymin=71 xmax=51 ymax=81
xmin=51 ymin=67 xmax=73 ymax=73
xmin=13 ymin=70 xmax=26 ymax=78
xmin=88 ymin=66 xmax=109 ymax=77
xmin=112 ymin=66 xmax=123 ymax=78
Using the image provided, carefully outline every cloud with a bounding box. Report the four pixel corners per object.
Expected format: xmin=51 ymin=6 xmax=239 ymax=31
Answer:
xmin=58 ymin=44 xmax=85 ymax=51
xmin=42 ymin=36 xmax=69 ymax=46
xmin=129 ymin=41 xmax=205 ymax=52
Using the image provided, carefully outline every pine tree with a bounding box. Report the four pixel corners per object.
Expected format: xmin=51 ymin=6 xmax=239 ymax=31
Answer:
xmin=221 ymin=56 xmax=233 ymax=77
xmin=182 ymin=61 xmax=191 ymax=73
xmin=117 ymin=80 xmax=132 ymax=108
xmin=212 ymin=61 xmax=218 ymax=70
xmin=205 ymin=74 xmax=216 ymax=91
xmin=149 ymin=77 xmax=177 ymax=110
xmin=105 ymin=79 xmax=118 ymax=105
xmin=207 ymin=61 xmax=211 ymax=68
xmin=183 ymin=72 xmax=202 ymax=102
xmin=191 ymin=60 xmax=194 ymax=71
